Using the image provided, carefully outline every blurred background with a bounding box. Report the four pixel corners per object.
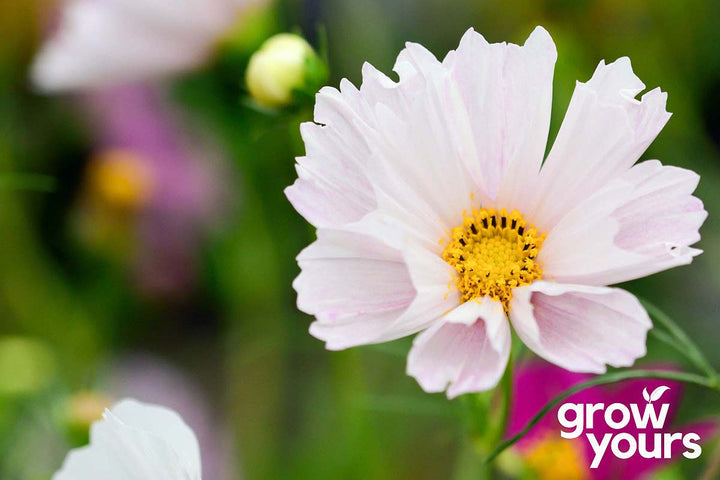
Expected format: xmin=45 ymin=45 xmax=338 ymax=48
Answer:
xmin=0 ymin=0 xmax=719 ymax=478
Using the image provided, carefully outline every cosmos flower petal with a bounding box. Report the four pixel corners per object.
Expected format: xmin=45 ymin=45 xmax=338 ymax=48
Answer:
xmin=529 ymin=57 xmax=672 ymax=230
xmin=510 ymin=282 xmax=651 ymax=374
xmin=407 ymin=298 xmax=510 ymax=398
xmin=448 ymin=26 xmax=557 ymax=207
xmin=53 ymin=399 xmax=201 ymax=480
xmin=540 ymin=160 xmax=706 ymax=285
xmin=296 ymin=229 xmax=416 ymax=350
xmin=285 ymin=119 xmax=377 ymax=229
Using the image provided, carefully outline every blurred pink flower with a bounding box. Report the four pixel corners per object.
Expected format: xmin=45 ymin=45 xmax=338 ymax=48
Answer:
xmin=286 ymin=26 xmax=706 ymax=397
xmin=83 ymin=84 xmax=230 ymax=297
xmin=507 ymin=362 xmax=717 ymax=479
xmin=32 ymin=0 xmax=267 ymax=92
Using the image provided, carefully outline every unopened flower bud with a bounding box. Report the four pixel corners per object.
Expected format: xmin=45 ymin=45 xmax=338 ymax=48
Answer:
xmin=246 ymin=33 xmax=327 ymax=109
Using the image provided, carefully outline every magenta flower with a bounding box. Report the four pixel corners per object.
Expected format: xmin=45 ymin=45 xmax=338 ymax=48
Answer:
xmin=507 ymin=362 xmax=717 ymax=479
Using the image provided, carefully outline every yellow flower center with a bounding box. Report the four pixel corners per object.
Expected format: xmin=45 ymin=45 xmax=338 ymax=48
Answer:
xmin=524 ymin=434 xmax=588 ymax=480
xmin=442 ymin=208 xmax=545 ymax=310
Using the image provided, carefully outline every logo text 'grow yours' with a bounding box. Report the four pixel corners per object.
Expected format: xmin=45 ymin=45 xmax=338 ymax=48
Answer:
xmin=557 ymin=386 xmax=702 ymax=468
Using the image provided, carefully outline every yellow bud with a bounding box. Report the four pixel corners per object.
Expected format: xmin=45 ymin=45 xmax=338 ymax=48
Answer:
xmin=246 ymin=33 xmax=324 ymax=109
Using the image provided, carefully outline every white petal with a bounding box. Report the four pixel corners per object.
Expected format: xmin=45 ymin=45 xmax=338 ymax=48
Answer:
xmin=296 ymin=229 xmax=416 ymax=350
xmin=285 ymin=124 xmax=377 ymax=229
xmin=510 ymin=282 xmax=651 ymax=374
xmin=528 ymin=57 xmax=672 ymax=231
xmin=407 ymin=298 xmax=510 ymax=398
xmin=540 ymin=160 xmax=706 ymax=285
xmin=31 ymin=0 xmax=223 ymax=91
xmin=390 ymin=242 xmax=460 ymax=335
xmin=53 ymin=399 xmax=201 ymax=480
xmin=448 ymin=26 xmax=557 ymax=208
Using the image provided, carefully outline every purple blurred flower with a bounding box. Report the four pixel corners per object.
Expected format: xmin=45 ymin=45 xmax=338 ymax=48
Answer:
xmin=507 ymin=362 xmax=717 ymax=479
xmin=82 ymin=84 xmax=231 ymax=297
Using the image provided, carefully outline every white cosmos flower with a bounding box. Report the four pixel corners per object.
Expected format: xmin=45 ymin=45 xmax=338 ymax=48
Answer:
xmin=286 ymin=27 xmax=707 ymax=398
xmin=53 ymin=399 xmax=202 ymax=479
xmin=32 ymin=0 xmax=264 ymax=92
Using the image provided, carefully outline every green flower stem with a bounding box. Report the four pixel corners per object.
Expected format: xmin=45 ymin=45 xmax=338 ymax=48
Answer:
xmin=649 ymin=328 xmax=687 ymax=355
xmin=495 ymin=359 xmax=513 ymax=447
xmin=457 ymin=361 xmax=515 ymax=479
xmin=484 ymin=369 xmax=720 ymax=464
xmin=640 ymin=298 xmax=720 ymax=382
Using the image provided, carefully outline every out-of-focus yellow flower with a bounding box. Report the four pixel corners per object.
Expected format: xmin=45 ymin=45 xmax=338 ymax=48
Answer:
xmin=73 ymin=149 xmax=154 ymax=261
xmin=87 ymin=149 xmax=155 ymax=212
xmin=524 ymin=433 xmax=588 ymax=480
xmin=246 ymin=33 xmax=327 ymax=109
xmin=65 ymin=391 xmax=113 ymax=443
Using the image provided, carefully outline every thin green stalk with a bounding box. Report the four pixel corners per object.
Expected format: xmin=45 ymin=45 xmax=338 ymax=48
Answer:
xmin=649 ymin=328 xmax=692 ymax=358
xmin=495 ymin=359 xmax=513 ymax=447
xmin=484 ymin=369 xmax=720 ymax=464
xmin=640 ymin=298 xmax=719 ymax=381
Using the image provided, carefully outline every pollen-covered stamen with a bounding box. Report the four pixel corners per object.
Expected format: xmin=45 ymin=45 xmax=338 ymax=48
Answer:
xmin=442 ymin=208 xmax=545 ymax=310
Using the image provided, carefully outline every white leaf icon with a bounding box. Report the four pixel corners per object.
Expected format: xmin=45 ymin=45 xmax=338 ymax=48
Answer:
xmin=643 ymin=387 xmax=650 ymax=402
xmin=649 ymin=386 xmax=671 ymax=402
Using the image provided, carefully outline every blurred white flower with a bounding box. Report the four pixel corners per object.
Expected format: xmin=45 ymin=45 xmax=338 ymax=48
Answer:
xmin=32 ymin=0 xmax=265 ymax=92
xmin=53 ymin=399 xmax=202 ymax=479
xmin=286 ymin=27 xmax=707 ymax=398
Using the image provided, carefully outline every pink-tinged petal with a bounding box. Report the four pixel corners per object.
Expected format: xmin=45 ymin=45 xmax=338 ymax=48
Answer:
xmin=285 ymin=128 xmax=376 ymax=229
xmin=407 ymin=298 xmax=510 ymax=398
xmin=286 ymin=82 xmax=378 ymax=229
xmin=295 ymin=229 xmax=416 ymax=350
xmin=613 ymin=160 xmax=706 ymax=259
xmin=540 ymin=160 xmax=706 ymax=285
xmin=447 ymin=26 xmax=557 ymax=209
xmin=528 ymin=57 xmax=672 ymax=232
xmin=510 ymin=282 xmax=651 ymax=373
xmin=384 ymin=242 xmax=460 ymax=337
